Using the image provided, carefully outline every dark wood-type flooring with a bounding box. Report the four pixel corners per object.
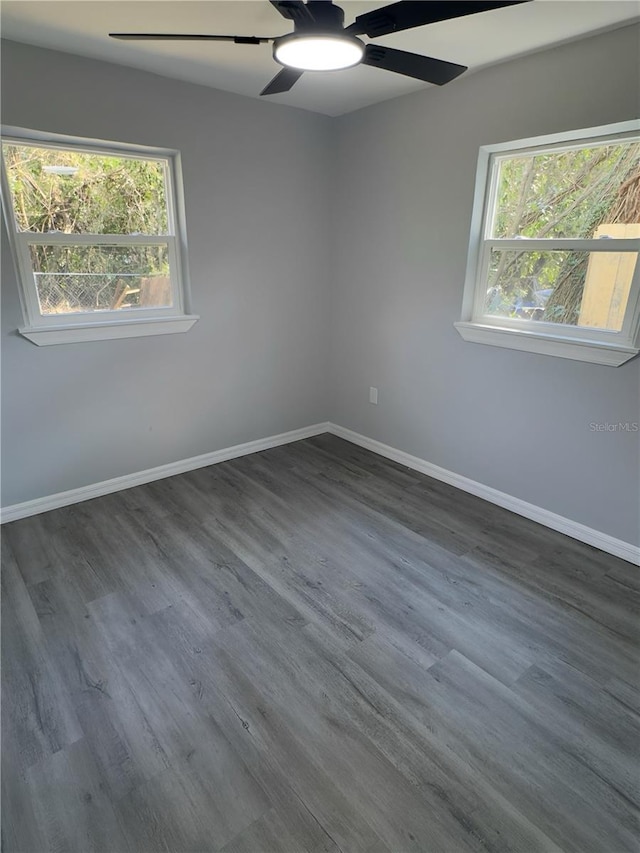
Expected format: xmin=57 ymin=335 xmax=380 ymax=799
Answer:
xmin=2 ymin=434 xmax=639 ymax=852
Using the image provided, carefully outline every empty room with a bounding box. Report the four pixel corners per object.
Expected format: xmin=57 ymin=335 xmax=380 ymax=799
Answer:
xmin=1 ymin=1 xmax=639 ymax=851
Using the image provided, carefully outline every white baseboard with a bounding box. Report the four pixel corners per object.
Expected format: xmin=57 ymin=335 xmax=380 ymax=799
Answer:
xmin=327 ymin=423 xmax=640 ymax=566
xmin=0 ymin=422 xmax=330 ymax=525
xmin=3 ymin=419 xmax=637 ymax=566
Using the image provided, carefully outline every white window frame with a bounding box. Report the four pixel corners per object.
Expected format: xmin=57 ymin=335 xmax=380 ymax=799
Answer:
xmin=455 ymin=120 xmax=640 ymax=366
xmin=1 ymin=127 xmax=198 ymax=345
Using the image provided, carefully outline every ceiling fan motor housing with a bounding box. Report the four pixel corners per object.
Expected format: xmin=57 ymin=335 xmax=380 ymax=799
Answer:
xmin=273 ymin=2 xmax=365 ymax=72
xmin=299 ymin=2 xmax=345 ymax=31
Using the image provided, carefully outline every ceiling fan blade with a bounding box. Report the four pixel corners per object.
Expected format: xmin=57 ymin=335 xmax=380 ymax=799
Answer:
xmin=363 ymin=44 xmax=466 ymax=86
xmin=109 ymin=33 xmax=270 ymax=44
xmin=260 ymin=67 xmax=304 ymax=96
xmin=347 ymin=1 xmax=530 ymax=38
xmin=269 ymin=1 xmax=315 ymax=25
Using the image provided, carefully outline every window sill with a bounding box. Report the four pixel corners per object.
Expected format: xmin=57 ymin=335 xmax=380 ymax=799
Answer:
xmin=19 ymin=315 xmax=199 ymax=346
xmin=454 ymin=321 xmax=639 ymax=366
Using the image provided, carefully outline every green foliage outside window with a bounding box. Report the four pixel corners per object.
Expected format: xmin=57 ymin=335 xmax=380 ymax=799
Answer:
xmin=2 ymin=143 xmax=172 ymax=313
xmin=3 ymin=143 xmax=169 ymax=234
xmin=487 ymin=140 xmax=640 ymax=325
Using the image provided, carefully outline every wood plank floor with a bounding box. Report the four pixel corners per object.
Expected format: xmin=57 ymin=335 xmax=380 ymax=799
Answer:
xmin=2 ymin=434 xmax=639 ymax=853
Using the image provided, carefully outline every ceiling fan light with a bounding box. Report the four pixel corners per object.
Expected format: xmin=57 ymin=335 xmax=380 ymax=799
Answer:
xmin=274 ymin=34 xmax=364 ymax=72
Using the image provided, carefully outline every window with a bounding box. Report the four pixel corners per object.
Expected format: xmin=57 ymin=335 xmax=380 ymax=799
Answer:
xmin=455 ymin=121 xmax=640 ymax=366
xmin=1 ymin=128 xmax=198 ymax=344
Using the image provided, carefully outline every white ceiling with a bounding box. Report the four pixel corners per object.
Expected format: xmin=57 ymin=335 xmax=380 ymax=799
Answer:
xmin=2 ymin=1 xmax=639 ymax=115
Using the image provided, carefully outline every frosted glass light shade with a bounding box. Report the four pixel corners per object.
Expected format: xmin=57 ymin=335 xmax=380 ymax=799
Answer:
xmin=274 ymin=34 xmax=364 ymax=71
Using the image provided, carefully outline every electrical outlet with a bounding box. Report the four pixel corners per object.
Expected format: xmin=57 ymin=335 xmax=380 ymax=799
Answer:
xmin=369 ymin=386 xmax=378 ymax=405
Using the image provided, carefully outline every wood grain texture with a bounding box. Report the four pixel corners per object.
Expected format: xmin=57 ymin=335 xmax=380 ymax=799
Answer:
xmin=2 ymin=434 xmax=639 ymax=852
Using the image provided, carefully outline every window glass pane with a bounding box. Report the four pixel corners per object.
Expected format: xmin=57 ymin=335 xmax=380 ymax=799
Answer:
xmin=2 ymin=143 xmax=169 ymax=235
xmin=484 ymin=249 xmax=638 ymax=331
xmin=491 ymin=140 xmax=640 ymax=239
xmin=30 ymin=244 xmax=172 ymax=314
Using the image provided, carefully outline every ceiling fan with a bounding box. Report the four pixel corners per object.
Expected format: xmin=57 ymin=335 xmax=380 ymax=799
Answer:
xmin=110 ymin=0 xmax=531 ymax=97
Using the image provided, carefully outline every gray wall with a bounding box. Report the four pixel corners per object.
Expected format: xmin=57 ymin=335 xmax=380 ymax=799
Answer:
xmin=329 ymin=24 xmax=640 ymax=546
xmin=1 ymin=40 xmax=332 ymax=506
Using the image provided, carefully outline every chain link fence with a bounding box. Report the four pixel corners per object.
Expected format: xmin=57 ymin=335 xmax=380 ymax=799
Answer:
xmin=34 ymin=273 xmax=155 ymax=313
